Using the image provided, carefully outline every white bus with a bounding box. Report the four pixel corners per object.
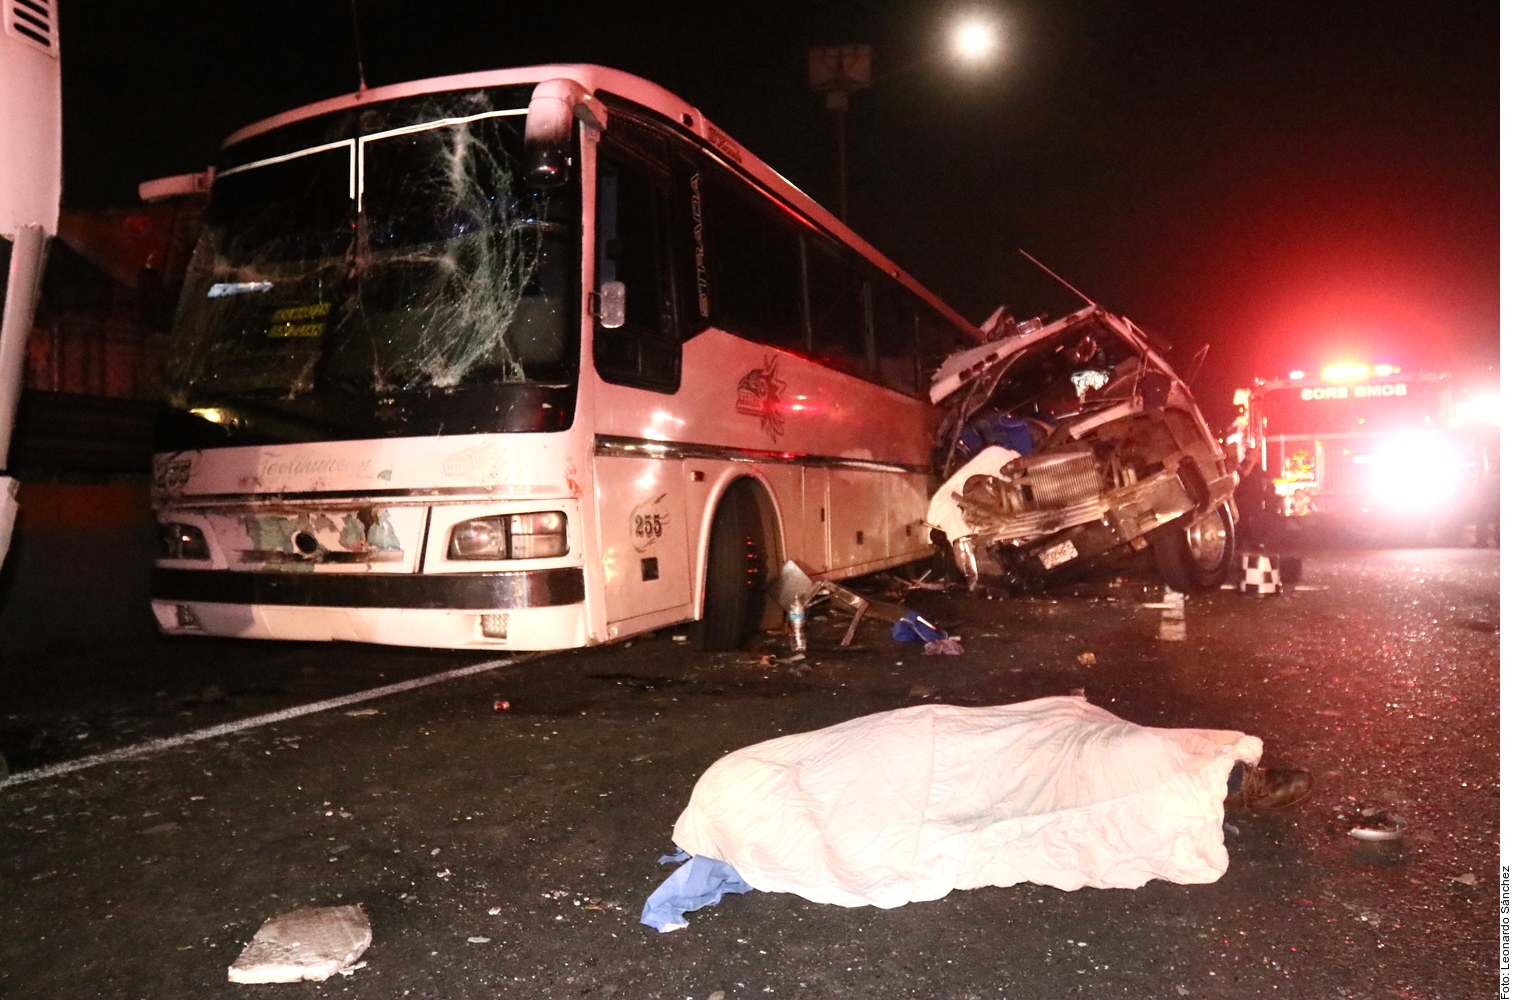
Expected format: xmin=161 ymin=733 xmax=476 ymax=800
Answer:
xmin=149 ymin=64 xmax=980 ymax=651
xmin=0 ymin=0 xmax=61 ymax=566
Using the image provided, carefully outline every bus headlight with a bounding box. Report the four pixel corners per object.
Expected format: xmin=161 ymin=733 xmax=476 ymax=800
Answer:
xmin=447 ymin=511 xmax=568 ymax=560
xmin=158 ymin=522 xmax=209 ymax=560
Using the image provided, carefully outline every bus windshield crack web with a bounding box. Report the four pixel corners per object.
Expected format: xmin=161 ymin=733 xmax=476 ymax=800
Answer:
xmin=169 ymin=89 xmax=571 ymax=404
xmin=350 ymin=97 xmax=543 ymax=390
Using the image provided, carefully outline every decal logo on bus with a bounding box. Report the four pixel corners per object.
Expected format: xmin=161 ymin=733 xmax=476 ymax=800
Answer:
xmin=690 ymin=173 xmax=710 ymax=318
xmin=736 ymin=355 xmax=788 ymax=441
xmin=441 ymin=442 xmax=508 ymax=481
xmin=631 ymin=493 xmax=670 ymax=553
xmin=153 ymin=455 xmax=194 ymax=494
xmin=705 ymin=124 xmax=743 ymax=164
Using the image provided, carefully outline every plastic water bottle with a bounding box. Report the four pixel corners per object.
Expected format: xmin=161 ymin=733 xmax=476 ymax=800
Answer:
xmin=787 ymin=595 xmax=807 ymax=653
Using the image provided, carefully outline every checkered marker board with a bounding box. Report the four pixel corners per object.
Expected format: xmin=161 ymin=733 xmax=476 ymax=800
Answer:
xmin=1240 ymin=554 xmax=1280 ymax=594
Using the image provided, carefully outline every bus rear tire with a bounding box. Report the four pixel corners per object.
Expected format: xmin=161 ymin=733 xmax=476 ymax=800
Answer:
xmin=700 ymin=485 xmax=768 ymax=651
xmin=1154 ymin=503 xmax=1235 ymax=592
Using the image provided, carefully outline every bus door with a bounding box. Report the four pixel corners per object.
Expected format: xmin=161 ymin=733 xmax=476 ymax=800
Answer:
xmin=590 ymin=125 xmax=693 ymax=627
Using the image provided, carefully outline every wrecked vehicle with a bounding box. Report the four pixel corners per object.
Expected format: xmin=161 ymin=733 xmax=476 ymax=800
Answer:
xmin=927 ymin=304 xmax=1237 ymax=592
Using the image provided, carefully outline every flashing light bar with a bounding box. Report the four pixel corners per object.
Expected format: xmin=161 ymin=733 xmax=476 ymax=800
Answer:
xmin=1319 ymin=363 xmax=1400 ymax=382
xmin=1288 ymin=370 xmax=1305 ymax=380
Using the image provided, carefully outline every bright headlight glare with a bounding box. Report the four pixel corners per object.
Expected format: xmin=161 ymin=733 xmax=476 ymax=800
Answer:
xmin=448 ymin=511 xmax=568 ymax=560
xmin=1366 ymin=434 xmax=1459 ymax=510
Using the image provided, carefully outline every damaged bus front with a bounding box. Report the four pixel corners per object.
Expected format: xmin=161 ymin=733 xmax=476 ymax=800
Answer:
xmin=928 ymin=305 xmax=1238 ymax=592
xmin=152 ymin=77 xmax=590 ymax=647
xmin=150 ymin=65 xmax=982 ymax=649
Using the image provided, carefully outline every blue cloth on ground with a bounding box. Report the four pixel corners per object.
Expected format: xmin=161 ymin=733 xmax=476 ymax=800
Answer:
xmin=641 ymin=853 xmax=754 ymax=932
xmin=891 ymin=610 xmax=948 ymax=643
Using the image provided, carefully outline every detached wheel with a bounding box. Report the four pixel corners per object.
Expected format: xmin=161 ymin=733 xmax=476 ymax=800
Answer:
xmin=700 ymin=486 xmax=768 ymax=651
xmin=1153 ymin=503 xmax=1235 ymax=592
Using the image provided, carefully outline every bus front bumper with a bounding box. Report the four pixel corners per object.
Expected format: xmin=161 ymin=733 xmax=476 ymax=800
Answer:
xmin=150 ymin=567 xmax=589 ymax=650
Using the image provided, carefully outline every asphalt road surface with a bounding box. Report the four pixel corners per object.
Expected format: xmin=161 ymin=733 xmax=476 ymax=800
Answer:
xmin=0 ymin=548 xmax=1499 ymax=999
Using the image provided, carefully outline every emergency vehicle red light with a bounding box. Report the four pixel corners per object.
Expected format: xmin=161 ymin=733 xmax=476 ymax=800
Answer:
xmin=1322 ymin=364 xmax=1369 ymax=382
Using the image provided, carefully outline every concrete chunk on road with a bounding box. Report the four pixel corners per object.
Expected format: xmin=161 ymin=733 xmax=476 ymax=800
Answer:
xmin=227 ymin=904 xmax=372 ymax=983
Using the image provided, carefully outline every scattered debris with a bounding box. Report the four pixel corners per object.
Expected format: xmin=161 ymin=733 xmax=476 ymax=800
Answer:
xmin=891 ymin=611 xmax=948 ymax=643
xmin=924 ymin=638 xmax=964 ymax=656
xmin=1451 ymin=873 xmax=1478 ymax=886
xmin=906 ymin=684 xmax=939 ymax=699
xmin=488 ymin=906 xmax=502 ymax=915
xmin=466 ymin=936 xmax=491 ymax=944
xmin=1348 ymin=808 xmax=1407 ymax=841
xmin=641 ymin=852 xmax=754 ymax=932
xmin=493 ymin=700 xmax=511 ymax=712
xmin=344 ymin=708 xmax=380 ymax=717
xmin=771 ymin=560 xmax=898 ymax=648
xmin=787 ymin=594 xmax=808 ymax=652
xmin=1077 ymin=651 xmax=1097 ymax=666
xmin=672 ymin=634 xmax=689 ymax=643
xmin=227 ymin=905 xmax=371 ymax=984
xmin=1157 ymin=588 xmax=1187 ymax=641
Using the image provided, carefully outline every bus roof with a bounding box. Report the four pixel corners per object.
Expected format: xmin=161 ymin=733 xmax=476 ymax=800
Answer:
xmin=221 ymin=63 xmax=982 ymax=344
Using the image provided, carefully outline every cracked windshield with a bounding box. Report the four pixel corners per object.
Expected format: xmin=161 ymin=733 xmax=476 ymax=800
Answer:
xmin=165 ymin=88 xmax=579 ymax=438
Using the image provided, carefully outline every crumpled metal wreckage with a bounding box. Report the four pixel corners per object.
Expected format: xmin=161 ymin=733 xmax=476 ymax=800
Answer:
xmin=926 ymin=304 xmax=1239 ymax=593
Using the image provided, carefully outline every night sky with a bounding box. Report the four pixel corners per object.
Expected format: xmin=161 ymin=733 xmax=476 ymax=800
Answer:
xmin=56 ymin=1 xmax=1499 ymax=418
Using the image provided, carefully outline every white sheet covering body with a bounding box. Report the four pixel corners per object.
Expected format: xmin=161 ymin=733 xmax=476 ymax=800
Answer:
xmin=672 ymin=696 xmax=1262 ymax=908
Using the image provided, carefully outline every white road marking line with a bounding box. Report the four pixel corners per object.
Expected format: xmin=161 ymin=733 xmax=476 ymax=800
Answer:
xmin=0 ymin=655 xmax=533 ymax=791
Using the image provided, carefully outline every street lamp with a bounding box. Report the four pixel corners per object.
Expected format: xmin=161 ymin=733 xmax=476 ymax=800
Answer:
xmin=951 ymin=18 xmax=997 ymax=63
xmin=809 ymin=16 xmax=1001 ymax=222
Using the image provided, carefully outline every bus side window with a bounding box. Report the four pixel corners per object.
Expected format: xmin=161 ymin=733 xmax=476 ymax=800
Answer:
xmin=700 ymin=169 xmax=805 ymax=351
xmin=805 ymin=236 xmax=872 ymax=379
xmin=594 ymin=146 xmax=681 ymax=393
xmin=917 ymin=313 xmax=962 ymax=394
xmin=870 ymin=277 xmax=918 ymax=395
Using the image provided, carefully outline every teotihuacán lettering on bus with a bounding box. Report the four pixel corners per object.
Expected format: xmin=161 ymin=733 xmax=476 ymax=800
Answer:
xmin=144 ymin=64 xmax=981 ymax=652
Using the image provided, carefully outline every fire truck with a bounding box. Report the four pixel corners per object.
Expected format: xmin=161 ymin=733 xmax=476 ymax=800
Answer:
xmin=1231 ymin=364 xmax=1499 ymax=545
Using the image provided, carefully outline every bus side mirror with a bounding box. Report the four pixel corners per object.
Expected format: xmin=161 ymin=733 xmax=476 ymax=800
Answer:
xmin=598 ymin=281 xmax=626 ymax=329
xmin=524 ymin=79 xmax=607 ymax=189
